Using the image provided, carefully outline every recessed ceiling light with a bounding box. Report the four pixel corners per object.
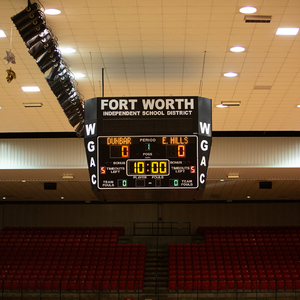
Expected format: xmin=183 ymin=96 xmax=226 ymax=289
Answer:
xmin=216 ymin=104 xmax=227 ymax=108
xmin=247 ymin=196 xmax=251 ymax=199
xmin=224 ymin=72 xmax=238 ymax=77
xmin=60 ymin=47 xmax=76 ymax=54
xmin=239 ymin=6 xmax=257 ymax=14
xmin=276 ymin=28 xmax=299 ymax=36
xmin=2 ymin=197 xmax=6 ymax=200
xmin=72 ymin=73 xmax=86 ymax=79
xmin=22 ymin=180 xmax=26 ymax=183
xmin=230 ymin=46 xmax=245 ymax=53
xmin=21 ymin=86 xmax=40 ymax=92
xmin=44 ymin=8 xmax=61 ymax=15
xmin=61 ymin=197 xmax=64 ymax=200
xmin=220 ymin=179 xmax=225 ymax=182
xmin=0 ymin=30 xmax=6 ymax=37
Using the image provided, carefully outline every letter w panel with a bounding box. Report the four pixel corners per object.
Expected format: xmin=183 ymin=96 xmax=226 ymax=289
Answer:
xmin=197 ymin=98 xmax=212 ymax=189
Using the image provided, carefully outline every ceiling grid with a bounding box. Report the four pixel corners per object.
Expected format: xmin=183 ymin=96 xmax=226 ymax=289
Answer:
xmin=1 ymin=0 xmax=300 ymax=200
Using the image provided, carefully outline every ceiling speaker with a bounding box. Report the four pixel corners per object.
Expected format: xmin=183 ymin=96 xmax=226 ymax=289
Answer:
xmin=44 ymin=182 xmax=57 ymax=190
xmin=259 ymin=181 xmax=272 ymax=189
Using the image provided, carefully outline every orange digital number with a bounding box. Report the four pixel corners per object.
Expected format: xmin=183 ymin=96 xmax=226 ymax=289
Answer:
xmin=121 ymin=145 xmax=129 ymax=158
xmin=178 ymin=145 xmax=185 ymax=157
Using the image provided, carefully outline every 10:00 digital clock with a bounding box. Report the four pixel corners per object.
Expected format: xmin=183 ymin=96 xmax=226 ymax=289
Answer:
xmin=127 ymin=159 xmax=169 ymax=176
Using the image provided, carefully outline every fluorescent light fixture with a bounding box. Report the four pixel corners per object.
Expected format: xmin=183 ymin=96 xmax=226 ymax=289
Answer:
xmin=221 ymin=101 xmax=241 ymax=107
xmin=239 ymin=6 xmax=257 ymax=14
xmin=230 ymin=46 xmax=245 ymax=53
xmin=62 ymin=174 xmax=74 ymax=179
xmin=224 ymin=72 xmax=238 ymax=77
xmin=216 ymin=104 xmax=227 ymax=108
xmin=72 ymin=73 xmax=86 ymax=79
xmin=276 ymin=28 xmax=299 ymax=35
xmin=227 ymin=174 xmax=239 ymax=179
xmin=0 ymin=30 xmax=6 ymax=37
xmin=23 ymin=103 xmax=43 ymax=108
xmin=244 ymin=15 xmax=272 ymax=23
xmin=44 ymin=8 xmax=61 ymax=15
xmin=21 ymin=86 xmax=40 ymax=92
xmin=60 ymin=47 xmax=76 ymax=54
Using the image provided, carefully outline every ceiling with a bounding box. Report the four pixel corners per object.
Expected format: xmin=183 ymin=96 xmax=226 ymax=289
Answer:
xmin=1 ymin=0 xmax=300 ymax=202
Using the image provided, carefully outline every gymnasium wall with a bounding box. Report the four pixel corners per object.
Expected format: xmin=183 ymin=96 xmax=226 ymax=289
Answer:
xmin=1 ymin=202 xmax=299 ymax=235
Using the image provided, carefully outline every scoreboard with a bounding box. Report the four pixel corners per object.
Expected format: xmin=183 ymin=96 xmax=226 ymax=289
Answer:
xmin=84 ymin=96 xmax=212 ymax=192
xmin=98 ymin=135 xmax=198 ymax=189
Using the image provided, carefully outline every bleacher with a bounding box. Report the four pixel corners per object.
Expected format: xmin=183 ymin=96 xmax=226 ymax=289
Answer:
xmin=169 ymin=226 xmax=300 ymax=292
xmin=3 ymin=225 xmax=300 ymax=295
xmin=0 ymin=227 xmax=145 ymax=293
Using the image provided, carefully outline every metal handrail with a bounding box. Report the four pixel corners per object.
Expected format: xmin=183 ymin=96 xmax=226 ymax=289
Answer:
xmin=134 ymin=222 xmax=191 ymax=236
xmin=0 ymin=278 xmax=299 ymax=297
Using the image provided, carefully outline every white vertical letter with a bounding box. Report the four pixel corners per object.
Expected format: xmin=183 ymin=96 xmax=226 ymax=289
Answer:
xmin=199 ymin=122 xmax=211 ymax=135
xmin=91 ymin=174 xmax=97 ymax=185
xmin=85 ymin=123 xmax=96 ymax=136
xmin=200 ymin=140 xmax=208 ymax=151
xmin=90 ymin=157 xmax=96 ymax=167
xmin=200 ymin=174 xmax=206 ymax=184
xmin=200 ymin=156 xmax=206 ymax=166
xmin=87 ymin=141 xmax=95 ymax=152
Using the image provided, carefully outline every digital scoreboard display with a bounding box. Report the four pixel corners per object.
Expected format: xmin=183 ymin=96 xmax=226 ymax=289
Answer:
xmin=84 ymin=96 xmax=212 ymax=192
xmin=98 ymin=135 xmax=198 ymax=189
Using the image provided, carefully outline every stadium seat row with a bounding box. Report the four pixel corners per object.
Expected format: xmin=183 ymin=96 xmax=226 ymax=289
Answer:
xmin=0 ymin=279 xmax=143 ymax=291
xmin=169 ymin=279 xmax=300 ymax=291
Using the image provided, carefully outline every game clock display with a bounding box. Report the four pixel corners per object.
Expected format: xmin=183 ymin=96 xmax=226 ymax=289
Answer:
xmin=97 ymin=135 xmax=199 ymax=189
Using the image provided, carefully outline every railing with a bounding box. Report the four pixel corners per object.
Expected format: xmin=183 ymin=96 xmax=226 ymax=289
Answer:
xmin=134 ymin=222 xmax=191 ymax=236
xmin=168 ymin=279 xmax=300 ymax=293
xmin=0 ymin=279 xmax=144 ymax=298
xmin=1 ymin=279 xmax=300 ymax=299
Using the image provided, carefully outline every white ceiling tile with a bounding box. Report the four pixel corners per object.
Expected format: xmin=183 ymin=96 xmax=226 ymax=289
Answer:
xmin=138 ymin=0 xmax=162 ymax=7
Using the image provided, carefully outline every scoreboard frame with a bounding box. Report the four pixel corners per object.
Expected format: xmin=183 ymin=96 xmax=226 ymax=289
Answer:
xmin=97 ymin=134 xmax=199 ymax=190
xmin=84 ymin=96 xmax=212 ymax=192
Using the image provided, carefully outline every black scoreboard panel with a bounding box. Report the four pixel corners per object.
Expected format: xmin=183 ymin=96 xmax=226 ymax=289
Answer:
xmin=84 ymin=96 xmax=212 ymax=198
xmin=102 ymin=118 xmax=194 ymax=135
xmin=97 ymin=135 xmax=198 ymax=189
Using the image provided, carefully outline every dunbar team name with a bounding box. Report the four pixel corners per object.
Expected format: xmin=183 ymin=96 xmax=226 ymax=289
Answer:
xmin=100 ymin=98 xmax=194 ymax=111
